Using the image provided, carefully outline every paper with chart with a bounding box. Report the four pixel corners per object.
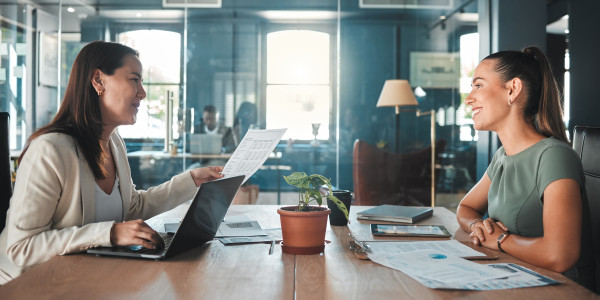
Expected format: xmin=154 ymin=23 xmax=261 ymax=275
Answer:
xmin=368 ymin=249 xmax=559 ymax=290
xmin=369 ymin=249 xmax=510 ymax=286
xmin=222 ymin=128 xmax=287 ymax=184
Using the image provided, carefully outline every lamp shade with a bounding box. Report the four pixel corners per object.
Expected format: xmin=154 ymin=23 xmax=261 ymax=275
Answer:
xmin=376 ymin=80 xmax=418 ymax=108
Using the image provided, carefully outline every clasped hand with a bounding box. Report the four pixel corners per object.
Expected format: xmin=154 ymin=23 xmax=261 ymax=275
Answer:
xmin=469 ymin=218 xmax=508 ymax=250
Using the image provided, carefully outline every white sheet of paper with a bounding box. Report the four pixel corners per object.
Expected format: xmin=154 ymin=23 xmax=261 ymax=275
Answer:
xmin=216 ymin=220 xmax=267 ymax=237
xmin=368 ymin=249 xmax=511 ymax=286
xmin=367 ymin=240 xmax=485 ymax=258
xmin=222 ymin=128 xmax=287 ymax=184
xmin=385 ymin=260 xmax=559 ymax=290
xmin=455 ymin=263 xmax=559 ymax=290
xmin=219 ymin=228 xmax=282 ymax=245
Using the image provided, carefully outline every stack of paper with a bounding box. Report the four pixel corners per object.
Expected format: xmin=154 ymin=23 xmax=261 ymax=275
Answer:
xmin=216 ymin=216 xmax=281 ymax=245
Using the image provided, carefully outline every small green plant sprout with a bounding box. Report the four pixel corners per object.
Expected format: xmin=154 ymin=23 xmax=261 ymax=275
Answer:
xmin=283 ymin=172 xmax=349 ymax=221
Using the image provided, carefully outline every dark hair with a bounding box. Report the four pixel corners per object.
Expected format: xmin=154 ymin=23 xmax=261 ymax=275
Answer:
xmin=20 ymin=41 xmax=139 ymax=179
xmin=484 ymin=46 xmax=568 ymax=143
xmin=203 ymin=105 xmax=217 ymax=114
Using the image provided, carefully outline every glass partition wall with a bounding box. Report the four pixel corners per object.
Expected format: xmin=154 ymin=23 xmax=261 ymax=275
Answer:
xmin=1 ymin=0 xmax=479 ymax=211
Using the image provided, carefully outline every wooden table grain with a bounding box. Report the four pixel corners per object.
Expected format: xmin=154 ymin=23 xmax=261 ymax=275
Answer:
xmin=0 ymin=205 xmax=597 ymax=300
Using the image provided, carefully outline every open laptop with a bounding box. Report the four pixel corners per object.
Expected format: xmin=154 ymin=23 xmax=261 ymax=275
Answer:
xmin=87 ymin=175 xmax=245 ymax=260
xmin=190 ymin=133 xmax=222 ymax=154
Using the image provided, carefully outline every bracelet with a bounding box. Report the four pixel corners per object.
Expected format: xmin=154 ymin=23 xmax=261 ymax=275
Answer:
xmin=497 ymin=231 xmax=511 ymax=252
xmin=467 ymin=218 xmax=484 ymax=233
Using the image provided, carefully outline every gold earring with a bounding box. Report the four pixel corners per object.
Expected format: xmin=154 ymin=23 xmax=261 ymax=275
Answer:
xmin=97 ymin=90 xmax=104 ymax=96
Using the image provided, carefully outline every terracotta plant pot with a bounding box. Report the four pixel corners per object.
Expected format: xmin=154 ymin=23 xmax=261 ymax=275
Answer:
xmin=277 ymin=206 xmax=330 ymax=255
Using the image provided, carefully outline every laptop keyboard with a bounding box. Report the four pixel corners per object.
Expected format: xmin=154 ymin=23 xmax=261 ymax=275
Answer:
xmin=131 ymin=232 xmax=173 ymax=255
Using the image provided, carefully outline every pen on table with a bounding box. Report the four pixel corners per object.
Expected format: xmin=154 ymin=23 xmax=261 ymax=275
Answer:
xmin=269 ymin=240 xmax=275 ymax=255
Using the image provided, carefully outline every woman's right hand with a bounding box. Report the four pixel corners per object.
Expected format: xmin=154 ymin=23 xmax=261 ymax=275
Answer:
xmin=469 ymin=219 xmax=508 ymax=246
xmin=110 ymin=219 xmax=164 ymax=249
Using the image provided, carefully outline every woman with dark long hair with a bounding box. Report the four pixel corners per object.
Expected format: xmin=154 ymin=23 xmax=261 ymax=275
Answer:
xmin=456 ymin=46 xmax=594 ymax=289
xmin=0 ymin=41 xmax=223 ymax=284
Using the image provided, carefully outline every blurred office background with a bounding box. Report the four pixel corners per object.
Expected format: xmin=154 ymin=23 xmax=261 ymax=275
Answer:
xmin=2 ymin=0 xmax=599 ymax=210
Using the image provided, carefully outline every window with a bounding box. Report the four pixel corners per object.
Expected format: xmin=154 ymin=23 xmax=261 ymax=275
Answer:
xmin=458 ymin=32 xmax=479 ymax=142
xmin=265 ymin=30 xmax=330 ymax=141
xmin=117 ymin=30 xmax=181 ymax=139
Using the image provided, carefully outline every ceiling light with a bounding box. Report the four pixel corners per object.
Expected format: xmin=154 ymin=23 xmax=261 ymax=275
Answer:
xmin=67 ymin=7 xmax=75 ymax=13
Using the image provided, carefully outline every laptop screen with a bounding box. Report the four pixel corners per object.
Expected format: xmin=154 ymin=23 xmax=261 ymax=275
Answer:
xmin=165 ymin=175 xmax=244 ymax=258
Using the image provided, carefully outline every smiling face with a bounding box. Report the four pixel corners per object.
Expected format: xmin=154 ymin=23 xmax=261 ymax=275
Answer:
xmin=96 ymin=54 xmax=146 ymax=129
xmin=465 ymin=59 xmax=512 ymax=132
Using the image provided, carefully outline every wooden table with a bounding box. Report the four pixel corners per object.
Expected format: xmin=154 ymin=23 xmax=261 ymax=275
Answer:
xmin=0 ymin=205 xmax=597 ymax=299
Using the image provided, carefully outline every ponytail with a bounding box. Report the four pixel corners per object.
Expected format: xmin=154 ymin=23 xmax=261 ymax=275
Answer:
xmin=485 ymin=46 xmax=568 ymax=143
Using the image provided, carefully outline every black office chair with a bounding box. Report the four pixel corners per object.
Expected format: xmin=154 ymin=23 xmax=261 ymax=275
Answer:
xmin=0 ymin=112 xmax=12 ymax=232
xmin=572 ymin=126 xmax=600 ymax=293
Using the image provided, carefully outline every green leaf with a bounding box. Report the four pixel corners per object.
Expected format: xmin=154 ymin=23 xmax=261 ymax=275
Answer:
xmin=327 ymin=195 xmax=349 ymax=221
xmin=284 ymin=172 xmax=311 ymax=189
xmin=284 ymin=171 xmax=338 ymax=211
xmin=307 ymin=189 xmax=323 ymax=206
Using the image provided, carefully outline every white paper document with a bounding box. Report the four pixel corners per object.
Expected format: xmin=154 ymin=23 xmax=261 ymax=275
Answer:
xmin=367 ymin=240 xmax=486 ymax=258
xmin=368 ymin=250 xmax=559 ymax=290
xmin=369 ymin=250 xmax=510 ymax=286
xmin=219 ymin=228 xmax=282 ymax=245
xmin=216 ymin=220 xmax=267 ymax=237
xmin=222 ymin=128 xmax=287 ymax=184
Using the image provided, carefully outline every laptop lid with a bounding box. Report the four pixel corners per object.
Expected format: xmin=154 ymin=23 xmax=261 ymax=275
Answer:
xmin=87 ymin=175 xmax=244 ymax=260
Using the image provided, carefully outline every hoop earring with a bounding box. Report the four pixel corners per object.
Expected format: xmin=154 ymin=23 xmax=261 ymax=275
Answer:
xmin=97 ymin=90 xmax=104 ymax=96
xmin=508 ymin=98 xmax=512 ymax=107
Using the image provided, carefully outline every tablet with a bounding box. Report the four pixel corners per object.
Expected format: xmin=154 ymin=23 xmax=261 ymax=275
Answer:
xmin=371 ymin=224 xmax=451 ymax=237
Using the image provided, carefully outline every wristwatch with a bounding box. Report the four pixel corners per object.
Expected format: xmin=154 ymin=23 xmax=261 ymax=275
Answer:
xmin=497 ymin=232 xmax=511 ymax=252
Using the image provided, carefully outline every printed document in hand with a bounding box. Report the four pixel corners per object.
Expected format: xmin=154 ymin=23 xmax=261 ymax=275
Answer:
xmin=222 ymin=128 xmax=287 ymax=184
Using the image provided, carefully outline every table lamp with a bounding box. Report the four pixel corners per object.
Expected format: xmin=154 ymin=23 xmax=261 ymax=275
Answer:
xmin=376 ymin=79 xmax=436 ymax=207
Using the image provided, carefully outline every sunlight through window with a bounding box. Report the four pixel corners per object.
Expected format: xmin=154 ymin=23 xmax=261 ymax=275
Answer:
xmin=266 ymin=30 xmax=330 ymax=140
xmin=117 ymin=30 xmax=181 ymax=139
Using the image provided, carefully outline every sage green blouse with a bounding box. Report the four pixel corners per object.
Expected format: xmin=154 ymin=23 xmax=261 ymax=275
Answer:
xmin=486 ymin=137 xmax=594 ymax=289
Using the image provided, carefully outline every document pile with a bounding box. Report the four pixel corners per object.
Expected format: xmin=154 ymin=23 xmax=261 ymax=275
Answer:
xmin=216 ymin=216 xmax=281 ymax=245
xmin=367 ymin=244 xmax=559 ymax=290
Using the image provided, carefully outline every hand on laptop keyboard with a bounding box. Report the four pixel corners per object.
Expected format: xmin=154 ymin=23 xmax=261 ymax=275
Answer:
xmin=110 ymin=219 xmax=166 ymax=249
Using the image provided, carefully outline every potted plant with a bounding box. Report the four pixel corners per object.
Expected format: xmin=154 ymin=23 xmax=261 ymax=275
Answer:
xmin=277 ymin=172 xmax=349 ymax=255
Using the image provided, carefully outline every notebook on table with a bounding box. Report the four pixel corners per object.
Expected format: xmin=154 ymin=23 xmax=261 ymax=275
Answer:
xmin=87 ymin=175 xmax=245 ymax=260
xmin=356 ymin=205 xmax=433 ymax=224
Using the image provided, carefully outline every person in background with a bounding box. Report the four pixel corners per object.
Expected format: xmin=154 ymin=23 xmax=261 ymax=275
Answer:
xmin=0 ymin=41 xmax=224 ymax=284
xmin=195 ymin=105 xmax=236 ymax=153
xmin=455 ymin=46 xmax=594 ymax=290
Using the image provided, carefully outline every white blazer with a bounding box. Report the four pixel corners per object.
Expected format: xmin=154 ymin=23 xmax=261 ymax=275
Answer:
xmin=0 ymin=131 xmax=198 ymax=284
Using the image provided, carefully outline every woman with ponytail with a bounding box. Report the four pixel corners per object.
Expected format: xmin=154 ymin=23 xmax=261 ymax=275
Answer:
xmin=456 ymin=46 xmax=594 ymax=289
